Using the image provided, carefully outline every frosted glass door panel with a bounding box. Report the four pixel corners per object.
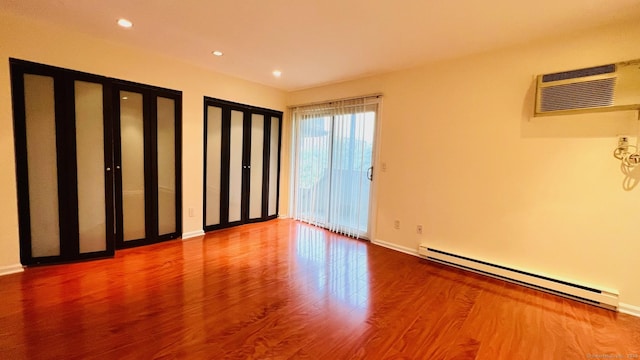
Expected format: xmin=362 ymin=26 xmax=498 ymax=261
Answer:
xmin=75 ymin=81 xmax=106 ymax=253
xmin=24 ymin=74 xmax=60 ymax=257
xmin=228 ymin=110 xmax=244 ymax=222
xmin=268 ymin=117 xmax=280 ymax=216
xmin=205 ymin=106 xmax=222 ymax=226
xmin=120 ymin=91 xmax=146 ymax=241
xmin=157 ymin=97 xmax=176 ymax=235
xmin=249 ymin=114 xmax=264 ymax=219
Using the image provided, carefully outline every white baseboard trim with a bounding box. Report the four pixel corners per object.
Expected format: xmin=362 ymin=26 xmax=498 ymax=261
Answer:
xmin=372 ymin=239 xmax=419 ymax=257
xmin=182 ymin=230 xmax=205 ymax=240
xmin=0 ymin=264 xmax=24 ymax=276
xmin=619 ymin=303 xmax=640 ymax=318
xmin=372 ymin=239 xmax=640 ymax=317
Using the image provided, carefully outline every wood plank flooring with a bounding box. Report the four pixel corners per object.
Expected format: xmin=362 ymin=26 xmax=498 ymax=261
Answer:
xmin=1 ymin=219 xmax=639 ymax=359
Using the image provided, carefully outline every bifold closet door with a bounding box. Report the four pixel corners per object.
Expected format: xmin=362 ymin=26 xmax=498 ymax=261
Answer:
xmin=12 ymin=59 xmax=182 ymax=264
xmin=75 ymin=81 xmax=111 ymax=254
xmin=205 ymin=105 xmax=223 ymax=227
xmin=117 ymin=90 xmax=147 ymax=244
xmin=248 ymin=113 xmax=265 ymax=221
xmin=203 ymin=98 xmax=282 ymax=231
xmin=204 ymin=105 xmax=245 ymax=228
xmin=229 ymin=110 xmax=244 ymax=224
xmin=157 ymin=97 xmax=177 ymax=237
xmin=12 ymin=61 xmax=114 ymax=265
xmin=248 ymin=113 xmax=281 ymax=221
xmin=267 ymin=116 xmax=281 ymax=218
xmin=114 ymin=86 xmax=181 ymax=248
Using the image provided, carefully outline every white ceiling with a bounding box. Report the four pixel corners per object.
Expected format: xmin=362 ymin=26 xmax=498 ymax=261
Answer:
xmin=3 ymin=0 xmax=640 ymax=91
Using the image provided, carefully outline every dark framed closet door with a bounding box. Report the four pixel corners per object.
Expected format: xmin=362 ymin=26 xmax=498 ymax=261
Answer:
xmin=113 ymin=83 xmax=182 ymax=249
xmin=203 ymin=97 xmax=282 ymax=232
xmin=246 ymin=111 xmax=282 ymax=223
xmin=11 ymin=59 xmax=115 ymax=265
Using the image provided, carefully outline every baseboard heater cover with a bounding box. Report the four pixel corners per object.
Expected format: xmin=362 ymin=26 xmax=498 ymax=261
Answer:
xmin=418 ymin=244 xmax=619 ymax=310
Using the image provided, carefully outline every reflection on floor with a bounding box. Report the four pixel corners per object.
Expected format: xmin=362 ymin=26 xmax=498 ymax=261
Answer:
xmin=293 ymin=223 xmax=369 ymax=312
xmin=0 ymin=219 xmax=639 ymax=359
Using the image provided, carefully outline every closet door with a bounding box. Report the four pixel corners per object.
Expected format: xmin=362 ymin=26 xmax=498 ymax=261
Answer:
xmin=204 ymin=104 xmax=245 ymax=229
xmin=247 ymin=113 xmax=265 ymax=221
xmin=266 ymin=115 xmax=281 ymax=219
xmin=12 ymin=59 xmax=182 ymax=265
xmin=114 ymin=84 xmax=182 ymax=248
xmin=228 ymin=109 xmax=245 ymax=225
xmin=203 ymin=98 xmax=282 ymax=231
xmin=11 ymin=60 xmax=114 ymax=265
xmin=247 ymin=112 xmax=281 ymax=223
xmin=205 ymin=105 xmax=223 ymax=228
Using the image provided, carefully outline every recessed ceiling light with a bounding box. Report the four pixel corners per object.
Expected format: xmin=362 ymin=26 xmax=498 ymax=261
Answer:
xmin=212 ymin=50 xmax=224 ymax=57
xmin=272 ymin=70 xmax=282 ymax=78
xmin=117 ymin=18 xmax=133 ymax=28
xmin=122 ymin=96 xmax=128 ymax=100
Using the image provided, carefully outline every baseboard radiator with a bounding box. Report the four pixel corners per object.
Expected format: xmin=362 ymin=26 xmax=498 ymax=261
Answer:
xmin=418 ymin=244 xmax=619 ymax=310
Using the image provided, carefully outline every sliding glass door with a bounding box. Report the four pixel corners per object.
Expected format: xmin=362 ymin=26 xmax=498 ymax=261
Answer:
xmin=292 ymin=97 xmax=379 ymax=239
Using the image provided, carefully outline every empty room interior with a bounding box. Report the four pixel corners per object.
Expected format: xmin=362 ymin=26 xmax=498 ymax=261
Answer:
xmin=2 ymin=0 xmax=640 ymax=358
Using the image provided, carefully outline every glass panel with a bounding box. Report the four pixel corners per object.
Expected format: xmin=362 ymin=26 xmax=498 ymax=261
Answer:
xmin=120 ymin=91 xmax=146 ymax=241
xmin=157 ymin=97 xmax=176 ymax=235
xmin=249 ymin=114 xmax=264 ymax=219
xmin=330 ymin=106 xmax=376 ymax=237
xmin=24 ymin=74 xmax=60 ymax=257
xmin=358 ymin=107 xmax=376 ymax=234
xmin=228 ymin=110 xmax=243 ymax=222
xmin=268 ymin=117 xmax=279 ymax=216
xmin=294 ymin=114 xmax=332 ymax=226
xmin=205 ymin=106 xmax=222 ymax=226
xmin=75 ymin=81 xmax=106 ymax=253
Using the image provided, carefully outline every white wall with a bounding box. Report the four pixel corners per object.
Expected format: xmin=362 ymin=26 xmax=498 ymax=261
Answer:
xmin=0 ymin=11 xmax=286 ymax=271
xmin=287 ymin=19 xmax=640 ymax=308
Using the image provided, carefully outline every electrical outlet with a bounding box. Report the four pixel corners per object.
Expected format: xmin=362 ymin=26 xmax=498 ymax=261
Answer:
xmin=393 ymin=220 xmax=400 ymax=230
xmin=382 ymin=162 xmax=387 ymax=172
xmin=416 ymin=225 xmax=423 ymax=235
xmin=188 ymin=208 xmax=194 ymax=217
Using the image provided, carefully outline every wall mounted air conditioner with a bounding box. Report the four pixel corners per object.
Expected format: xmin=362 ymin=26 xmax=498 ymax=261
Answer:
xmin=534 ymin=59 xmax=640 ymax=116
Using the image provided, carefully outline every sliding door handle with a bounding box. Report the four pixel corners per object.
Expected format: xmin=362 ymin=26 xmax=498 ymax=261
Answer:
xmin=367 ymin=166 xmax=373 ymax=181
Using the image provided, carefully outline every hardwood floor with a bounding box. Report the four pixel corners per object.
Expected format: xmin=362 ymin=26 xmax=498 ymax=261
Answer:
xmin=1 ymin=219 xmax=639 ymax=359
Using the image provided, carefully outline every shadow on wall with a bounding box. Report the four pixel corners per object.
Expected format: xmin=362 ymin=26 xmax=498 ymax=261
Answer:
xmin=621 ymin=161 xmax=640 ymax=191
xmin=519 ymin=78 xmax=638 ymax=139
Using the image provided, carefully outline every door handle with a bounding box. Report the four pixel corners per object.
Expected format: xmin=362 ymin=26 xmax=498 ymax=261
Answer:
xmin=367 ymin=166 xmax=373 ymax=181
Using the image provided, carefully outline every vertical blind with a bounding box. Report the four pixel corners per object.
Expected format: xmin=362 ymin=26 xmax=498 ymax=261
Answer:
xmin=291 ymin=95 xmax=380 ymax=238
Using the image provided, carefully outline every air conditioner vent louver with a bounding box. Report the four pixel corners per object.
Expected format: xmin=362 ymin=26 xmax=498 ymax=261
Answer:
xmin=541 ymin=64 xmax=616 ymax=82
xmin=534 ymin=58 xmax=640 ymax=116
xmin=540 ymin=78 xmax=616 ymax=112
